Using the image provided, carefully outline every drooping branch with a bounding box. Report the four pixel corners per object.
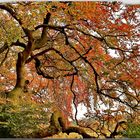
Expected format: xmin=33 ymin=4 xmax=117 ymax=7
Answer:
xmin=26 ymin=47 xmax=78 ymax=79
xmin=65 ymin=37 xmax=139 ymax=110
xmin=65 ymin=39 xmax=100 ymax=96
xmin=7 ymin=6 xmax=135 ymax=110
xmin=70 ymin=75 xmax=78 ymax=124
xmin=41 ymin=25 xmax=101 ymax=96
xmin=37 ymin=25 xmax=102 ymax=105
xmin=35 ymin=24 xmax=104 ymax=42
xmin=100 ymin=79 xmax=139 ymax=110
xmin=99 ymin=90 xmax=137 ymax=110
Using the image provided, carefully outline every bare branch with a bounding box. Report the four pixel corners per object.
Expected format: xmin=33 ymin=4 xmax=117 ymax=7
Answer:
xmin=35 ymin=24 xmax=104 ymax=42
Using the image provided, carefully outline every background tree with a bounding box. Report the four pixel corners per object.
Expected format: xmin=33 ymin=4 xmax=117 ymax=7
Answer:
xmin=0 ymin=1 xmax=139 ymax=138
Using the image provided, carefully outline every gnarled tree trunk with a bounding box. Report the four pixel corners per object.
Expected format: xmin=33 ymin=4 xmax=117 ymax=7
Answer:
xmin=6 ymin=13 xmax=51 ymax=103
xmin=7 ymin=52 xmax=26 ymax=101
xmin=7 ymin=31 xmax=34 ymax=103
xmin=46 ymin=110 xmax=93 ymax=138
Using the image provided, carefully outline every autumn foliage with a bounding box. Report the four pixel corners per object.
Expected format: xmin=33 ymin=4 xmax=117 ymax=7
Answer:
xmin=0 ymin=1 xmax=140 ymax=138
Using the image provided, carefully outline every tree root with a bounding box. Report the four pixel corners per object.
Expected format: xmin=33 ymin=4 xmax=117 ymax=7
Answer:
xmin=46 ymin=111 xmax=94 ymax=138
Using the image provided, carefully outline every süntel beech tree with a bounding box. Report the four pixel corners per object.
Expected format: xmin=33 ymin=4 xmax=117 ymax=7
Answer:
xmin=0 ymin=1 xmax=139 ymax=138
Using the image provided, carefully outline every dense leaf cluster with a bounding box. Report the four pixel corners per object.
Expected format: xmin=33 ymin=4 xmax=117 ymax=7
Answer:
xmin=0 ymin=102 xmax=50 ymax=138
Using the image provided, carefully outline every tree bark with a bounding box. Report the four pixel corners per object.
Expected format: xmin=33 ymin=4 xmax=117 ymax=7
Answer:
xmin=46 ymin=111 xmax=94 ymax=138
xmin=7 ymin=52 xmax=27 ymax=102
xmin=7 ymin=35 xmax=34 ymax=102
xmin=6 ymin=13 xmax=51 ymax=103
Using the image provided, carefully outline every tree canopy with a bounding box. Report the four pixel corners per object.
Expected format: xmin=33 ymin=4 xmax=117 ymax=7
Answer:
xmin=0 ymin=1 xmax=139 ymax=138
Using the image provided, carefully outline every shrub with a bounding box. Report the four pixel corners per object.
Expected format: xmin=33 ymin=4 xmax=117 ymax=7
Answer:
xmin=123 ymin=122 xmax=140 ymax=138
xmin=0 ymin=102 xmax=50 ymax=138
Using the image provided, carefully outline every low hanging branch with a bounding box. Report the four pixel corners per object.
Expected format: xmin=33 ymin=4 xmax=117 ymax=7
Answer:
xmin=26 ymin=47 xmax=78 ymax=79
xmin=33 ymin=19 xmax=139 ymax=110
xmin=70 ymin=75 xmax=78 ymax=124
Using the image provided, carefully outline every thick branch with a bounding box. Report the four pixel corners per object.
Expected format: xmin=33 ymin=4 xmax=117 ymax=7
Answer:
xmin=0 ymin=4 xmax=22 ymax=25
xmin=64 ymin=126 xmax=93 ymax=138
xmin=0 ymin=4 xmax=33 ymax=40
xmin=41 ymin=12 xmax=51 ymax=39
xmin=67 ymin=41 xmax=100 ymax=96
xmin=15 ymin=52 xmax=25 ymax=88
xmin=11 ymin=39 xmax=26 ymax=48
xmin=47 ymin=111 xmax=94 ymax=138
xmin=27 ymin=48 xmax=78 ymax=79
xmin=37 ymin=25 xmax=101 ymax=95
xmin=35 ymin=24 xmax=103 ymax=42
